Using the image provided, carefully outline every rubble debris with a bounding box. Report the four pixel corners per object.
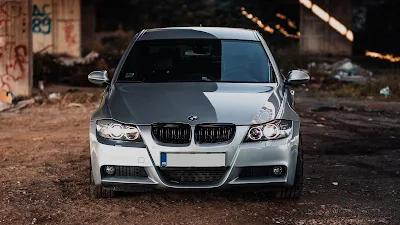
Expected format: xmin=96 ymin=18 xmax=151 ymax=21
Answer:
xmin=56 ymin=51 xmax=99 ymax=66
xmin=1 ymin=98 xmax=35 ymax=113
xmin=332 ymin=182 xmax=339 ymax=186
xmin=33 ymin=51 xmax=110 ymax=87
xmin=308 ymin=58 xmax=373 ymax=85
xmin=48 ymin=93 xmax=61 ymax=102
xmin=33 ymin=96 xmax=44 ymax=104
xmin=11 ymin=99 xmax=35 ymax=112
xmin=0 ymin=102 xmax=13 ymax=112
xmin=0 ymin=90 xmax=36 ymax=113
xmin=0 ymin=89 xmax=16 ymax=104
xmin=308 ymin=61 xmax=330 ymax=75
xmin=67 ymin=103 xmax=83 ymax=108
xmin=379 ymin=87 xmax=390 ymax=97
xmin=330 ymin=58 xmax=373 ymax=84
xmin=61 ymin=92 xmax=99 ymax=105
xmin=343 ymin=107 xmax=357 ymax=112
xmin=38 ymin=80 xmax=45 ymax=93
xmin=58 ymin=179 xmax=73 ymax=183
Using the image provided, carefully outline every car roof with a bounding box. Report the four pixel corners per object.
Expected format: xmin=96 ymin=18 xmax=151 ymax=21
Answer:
xmin=139 ymin=27 xmax=260 ymax=41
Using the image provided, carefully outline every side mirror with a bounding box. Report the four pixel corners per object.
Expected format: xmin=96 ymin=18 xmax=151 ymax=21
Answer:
xmin=286 ymin=70 xmax=310 ymax=85
xmin=88 ymin=70 xmax=110 ymax=85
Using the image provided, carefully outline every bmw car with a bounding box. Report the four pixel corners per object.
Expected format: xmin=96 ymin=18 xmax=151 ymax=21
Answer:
xmin=88 ymin=27 xmax=309 ymax=199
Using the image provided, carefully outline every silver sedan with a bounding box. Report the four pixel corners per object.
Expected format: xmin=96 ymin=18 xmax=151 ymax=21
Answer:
xmin=88 ymin=27 xmax=309 ymax=199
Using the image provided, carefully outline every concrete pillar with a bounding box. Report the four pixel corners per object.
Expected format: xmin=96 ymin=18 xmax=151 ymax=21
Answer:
xmin=32 ymin=0 xmax=54 ymax=53
xmin=299 ymin=0 xmax=352 ymax=57
xmin=32 ymin=0 xmax=81 ymax=57
xmin=0 ymin=0 xmax=32 ymax=96
xmin=81 ymin=1 xmax=95 ymax=52
xmin=53 ymin=0 xmax=81 ymax=57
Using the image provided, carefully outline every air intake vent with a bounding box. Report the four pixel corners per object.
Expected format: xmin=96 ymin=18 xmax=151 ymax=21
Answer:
xmin=239 ymin=166 xmax=287 ymax=178
xmin=152 ymin=124 xmax=191 ymax=144
xmin=195 ymin=124 xmax=235 ymax=144
xmin=158 ymin=167 xmax=227 ymax=185
xmin=101 ymin=166 xmax=147 ymax=178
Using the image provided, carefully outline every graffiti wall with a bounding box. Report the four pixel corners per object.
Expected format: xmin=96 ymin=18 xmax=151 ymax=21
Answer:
xmin=32 ymin=0 xmax=81 ymax=57
xmin=0 ymin=0 xmax=32 ymax=96
xmin=54 ymin=0 xmax=80 ymax=57
xmin=32 ymin=0 xmax=52 ymax=53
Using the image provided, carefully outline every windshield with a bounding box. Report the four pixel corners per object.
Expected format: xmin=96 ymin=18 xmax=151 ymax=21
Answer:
xmin=117 ymin=39 xmax=275 ymax=83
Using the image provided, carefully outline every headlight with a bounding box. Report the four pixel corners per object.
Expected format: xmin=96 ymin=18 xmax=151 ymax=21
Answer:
xmin=245 ymin=120 xmax=292 ymax=142
xmin=96 ymin=120 xmax=142 ymax=141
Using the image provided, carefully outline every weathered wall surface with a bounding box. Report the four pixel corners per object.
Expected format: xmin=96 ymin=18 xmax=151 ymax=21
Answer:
xmin=32 ymin=0 xmax=52 ymax=53
xmin=53 ymin=0 xmax=80 ymax=57
xmin=32 ymin=0 xmax=80 ymax=57
xmin=81 ymin=1 xmax=95 ymax=52
xmin=300 ymin=0 xmax=352 ymax=56
xmin=0 ymin=0 xmax=32 ymax=96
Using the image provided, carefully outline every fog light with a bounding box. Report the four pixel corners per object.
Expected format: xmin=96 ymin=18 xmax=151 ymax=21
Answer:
xmin=105 ymin=166 xmax=116 ymax=175
xmin=273 ymin=166 xmax=283 ymax=176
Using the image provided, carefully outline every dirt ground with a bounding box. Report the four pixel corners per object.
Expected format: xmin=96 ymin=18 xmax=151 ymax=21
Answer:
xmin=0 ymin=89 xmax=399 ymax=225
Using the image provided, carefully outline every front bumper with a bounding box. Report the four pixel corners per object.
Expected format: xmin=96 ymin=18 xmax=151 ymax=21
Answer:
xmin=90 ymin=123 xmax=300 ymax=191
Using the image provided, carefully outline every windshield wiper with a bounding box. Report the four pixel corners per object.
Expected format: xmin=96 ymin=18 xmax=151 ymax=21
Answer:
xmin=171 ymin=80 xmax=213 ymax=82
xmin=116 ymin=80 xmax=143 ymax=83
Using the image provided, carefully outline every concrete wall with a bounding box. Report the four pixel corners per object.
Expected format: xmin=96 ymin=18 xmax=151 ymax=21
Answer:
xmin=0 ymin=0 xmax=32 ymax=96
xmin=53 ymin=0 xmax=80 ymax=57
xmin=300 ymin=0 xmax=352 ymax=57
xmin=32 ymin=0 xmax=81 ymax=57
xmin=81 ymin=1 xmax=95 ymax=52
xmin=32 ymin=0 xmax=52 ymax=53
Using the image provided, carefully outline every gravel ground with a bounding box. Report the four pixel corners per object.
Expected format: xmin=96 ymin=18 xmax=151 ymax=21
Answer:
xmin=0 ymin=91 xmax=399 ymax=225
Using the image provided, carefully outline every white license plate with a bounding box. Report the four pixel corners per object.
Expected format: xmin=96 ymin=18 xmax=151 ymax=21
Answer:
xmin=160 ymin=153 xmax=226 ymax=167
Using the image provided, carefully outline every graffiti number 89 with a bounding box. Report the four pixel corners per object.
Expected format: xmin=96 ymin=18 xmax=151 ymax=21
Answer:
xmin=32 ymin=4 xmax=52 ymax=35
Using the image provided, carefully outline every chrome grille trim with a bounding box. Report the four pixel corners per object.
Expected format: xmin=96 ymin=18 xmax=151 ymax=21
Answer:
xmin=151 ymin=123 xmax=191 ymax=144
xmin=194 ymin=124 xmax=235 ymax=144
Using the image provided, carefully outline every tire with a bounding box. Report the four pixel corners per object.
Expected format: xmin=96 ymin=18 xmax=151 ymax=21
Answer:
xmin=90 ymin=162 xmax=116 ymax=199
xmin=276 ymin=135 xmax=303 ymax=200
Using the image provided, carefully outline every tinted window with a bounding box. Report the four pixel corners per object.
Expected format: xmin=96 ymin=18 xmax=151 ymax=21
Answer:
xmin=118 ymin=39 xmax=274 ymax=83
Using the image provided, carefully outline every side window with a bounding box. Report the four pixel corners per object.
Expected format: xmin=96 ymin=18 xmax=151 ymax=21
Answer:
xmin=268 ymin=61 xmax=277 ymax=82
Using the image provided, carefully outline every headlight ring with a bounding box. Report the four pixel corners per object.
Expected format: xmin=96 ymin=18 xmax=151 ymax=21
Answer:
xmin=245 ymin=120 xmax=292 ymax=142
xmin=96 ymin=120 xmax=142 ymax=141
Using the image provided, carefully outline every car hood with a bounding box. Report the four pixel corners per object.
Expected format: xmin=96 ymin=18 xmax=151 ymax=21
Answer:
xmin=108 ymin=82 xmax=281 ymax=125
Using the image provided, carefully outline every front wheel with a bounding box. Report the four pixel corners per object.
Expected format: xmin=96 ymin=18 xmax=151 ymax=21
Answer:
xmin=89 ymin=162 xmax=116 ymax=198
xmin=276 ymin=135 xmax=303 ymax=199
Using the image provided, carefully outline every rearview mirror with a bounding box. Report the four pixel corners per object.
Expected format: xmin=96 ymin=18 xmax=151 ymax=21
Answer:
xmin=286 ymin=70 xmax=310 ymax=85
xmin=88 ymin=70 xmax=110 ymax=85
